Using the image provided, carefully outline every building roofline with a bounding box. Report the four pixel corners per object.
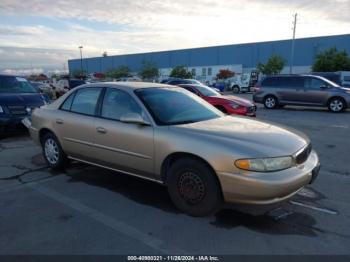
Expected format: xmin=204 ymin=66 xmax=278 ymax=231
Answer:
xmin=68 ymin=33 xmax=350 ymax=62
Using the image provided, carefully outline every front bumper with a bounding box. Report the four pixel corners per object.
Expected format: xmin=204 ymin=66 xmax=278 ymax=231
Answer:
xmin=21 ymin=117 xmax=40 ymax=145
xmin=217 ymin=150 xmax=320 ymax=205
xmin=0 ymin=115 xmax=27 ymax=130
xmin=227 ymin=105 xmax=257 ymax=117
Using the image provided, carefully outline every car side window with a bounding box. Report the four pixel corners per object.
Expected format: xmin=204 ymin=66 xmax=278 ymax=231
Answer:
xmin=70 ymin=88 xmax=102 ymax=116
xmin=305 ymin=78 xmax=328 ymax=89
xmin=262 ymin=77 xmax=278 ymax=87
xmin=60 ymin=92 xmax=76 ymax=111
xmin=101 ymin=88 xmax=142 ymax=121
xmin=284 ymin=77 xmax=304 ymax=88
xmin=182 ymin=86 xmax=197 ymax=94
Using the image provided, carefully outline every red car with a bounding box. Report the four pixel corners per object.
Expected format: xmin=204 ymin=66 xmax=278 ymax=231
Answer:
xmin=178 ymin=84 xmax=256 ymax=116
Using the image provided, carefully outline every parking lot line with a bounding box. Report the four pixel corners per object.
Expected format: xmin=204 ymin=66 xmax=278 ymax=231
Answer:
xmin=25 ymin=182 xmax=187 ymax=255
xmin=289 ymin=200 xmax=338 ymax=215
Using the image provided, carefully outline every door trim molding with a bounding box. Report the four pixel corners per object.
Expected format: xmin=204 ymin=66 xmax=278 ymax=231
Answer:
xmin=92 ymin=143 xmax=152 ymax=160
xmin=68 ymin=156 xmax=163 ymax=184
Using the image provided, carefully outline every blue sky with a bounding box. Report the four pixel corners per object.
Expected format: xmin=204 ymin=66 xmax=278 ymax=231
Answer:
xmin=0 ymin=0 xmax=349 ymax=75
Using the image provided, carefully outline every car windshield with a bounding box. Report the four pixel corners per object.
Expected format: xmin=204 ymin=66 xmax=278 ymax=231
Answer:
xmin=135 ymin=87 xmax=223 ymax=126
xmin=0 ymin=77 xmax=38 ymax=93
xmin=315 ymin=76 xmax=341 ymax=88
xmin=195 ymin=85 xmax=220 ymax=97
xmin=189 ymin=79 xmax=203 ymax=85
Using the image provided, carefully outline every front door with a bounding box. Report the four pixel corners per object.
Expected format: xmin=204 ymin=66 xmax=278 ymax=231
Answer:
xmin=92 ymin=87 xmax=154 ymax=178
xmin=300 ymin=77 xmax=330 ymax=105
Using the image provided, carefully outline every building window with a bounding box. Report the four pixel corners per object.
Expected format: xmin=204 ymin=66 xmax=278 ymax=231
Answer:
xmin=191 ymin=68 xmax=196 ymax=76
xmin=202 ymin=68 xmax=206 ymax=76
xmin=208 ymin=68 xmax=212 ymax=76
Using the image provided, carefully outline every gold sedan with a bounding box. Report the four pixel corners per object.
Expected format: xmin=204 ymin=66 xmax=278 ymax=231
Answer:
xmin=26 ymin=82 xmax=320 ymax=216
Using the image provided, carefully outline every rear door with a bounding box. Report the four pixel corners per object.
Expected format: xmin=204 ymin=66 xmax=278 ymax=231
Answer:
xmin=275 ymin=76 xmax=305 ymax=104
xmin=54 ymin=87 xmax=102 ymax=160
xmin=92 ymin=87 xmax=155 ymax=178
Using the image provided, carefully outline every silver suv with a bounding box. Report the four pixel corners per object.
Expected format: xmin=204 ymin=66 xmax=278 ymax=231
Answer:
xmin=253 ymin=75 xmax=350 ymax=112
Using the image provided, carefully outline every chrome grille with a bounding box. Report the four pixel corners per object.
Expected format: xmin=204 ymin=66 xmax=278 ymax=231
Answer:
xmin=295 ymin=144 xmax=312 ymax=164
xmin=8 ymin=105 xmax=27 ymax=115
xmin=247 ymin=105 xmax=256 ymax=113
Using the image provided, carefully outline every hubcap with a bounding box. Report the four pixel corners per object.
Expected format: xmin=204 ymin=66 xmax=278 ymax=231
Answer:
xmin=44 ymin=138 xmax=59 ymax=164
xmin=177 ymin=172 xmax=206 ymax=205
xmin=330 ymin=100 xmax=343 ymax=112
xmin=265 ymin=97 xmax=276 ymax=108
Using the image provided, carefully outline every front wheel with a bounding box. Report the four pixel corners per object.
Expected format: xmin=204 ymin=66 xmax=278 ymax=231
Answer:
xmin=167 ymin=158 xmax=222 ymax=217
xmin=328 ymin=97 xmax=346 ymax=113
xmin=42 ymin=132 xmax=69 ymax=170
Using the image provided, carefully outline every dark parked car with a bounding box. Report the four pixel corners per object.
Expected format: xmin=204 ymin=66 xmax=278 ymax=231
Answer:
xmin=0 ymin=74 xmax=48 ymax=135
xmin=253 ymin=75 xmax=350 ymax=112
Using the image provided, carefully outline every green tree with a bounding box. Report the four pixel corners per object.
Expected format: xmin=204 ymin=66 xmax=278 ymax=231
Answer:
xmin=72 ymin=69 xmax=87 ymax=79
xmin=138 ymin=60 xmax=159 ymax=80
xmin=106 ymin=66 xmax=132 ymax=79
xmin=312 ymin=47 xmax=350 ymax=72
xmin=257 ymin=55 xmax=285 ymax=75
xmin=170 ymin=65 xmax=193 ymax=79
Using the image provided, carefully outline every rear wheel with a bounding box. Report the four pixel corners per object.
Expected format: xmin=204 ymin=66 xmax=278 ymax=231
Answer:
xmin=41 ymin=132 xmax=68 ymax=170
xmin=232 ymin=85 xmax=240 ymax=94
xmin=328 ymin=97 xmax=346 ymax=113
xmin=166 ymin=157 xmax=222 ymax=217
xmin=264 ymin=95 xmax=278 ymax=109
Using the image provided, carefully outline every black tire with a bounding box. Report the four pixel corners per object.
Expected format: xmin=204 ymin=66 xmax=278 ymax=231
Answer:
xmin=214 ymin=105 xmax=227 ymax=114
xmin=41 ymin=132 xmax=69 ymax=170
xmin=232 ymin=85 xmax=240 ymax=94
xmin=328 ymin=97 xmax=347 ymax=113
xmin=166 ymin=157 xmax=222 ymax=217
xmin=0 ymin=126 xmax=5 ymax=140
xmin=263 ymin=95 xmax=278 ymax=109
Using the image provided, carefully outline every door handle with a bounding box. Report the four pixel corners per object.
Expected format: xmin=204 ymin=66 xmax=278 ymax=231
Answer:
xmin=56 ymin=119 xmax=63 ymax=124
xmin=96 ymin=127 xmax=107 ymax=134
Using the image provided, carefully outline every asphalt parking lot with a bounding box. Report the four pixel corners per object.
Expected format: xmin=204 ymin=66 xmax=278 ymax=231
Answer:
xmin=1 ymin=94 xmax=350 ymax=255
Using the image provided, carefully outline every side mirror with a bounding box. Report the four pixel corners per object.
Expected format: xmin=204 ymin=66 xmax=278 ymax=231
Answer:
xmin=120 ymin=113 xmax=150 ymax=126
xmin=320 ymin=85 xmax=328 ymax=89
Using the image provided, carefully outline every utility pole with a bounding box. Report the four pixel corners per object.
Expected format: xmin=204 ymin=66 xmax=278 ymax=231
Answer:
xmin=79 ymin=46 xmax=83 ymax=79
xmin=290 ymin=13 xmax=297 ymax=74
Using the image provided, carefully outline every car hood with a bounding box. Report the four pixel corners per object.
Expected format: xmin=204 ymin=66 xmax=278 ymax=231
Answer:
xmin=170 ymin=116 xmax=309 ymax=157
xmin=207 ymin=95 xmax=254 ymax=107
xmin=0 ymin=93 xmax=45 ymax=107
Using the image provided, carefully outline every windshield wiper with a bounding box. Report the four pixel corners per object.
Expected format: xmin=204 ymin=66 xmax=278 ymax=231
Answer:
xmin=169 ymin=120 xmax=197 ymax=125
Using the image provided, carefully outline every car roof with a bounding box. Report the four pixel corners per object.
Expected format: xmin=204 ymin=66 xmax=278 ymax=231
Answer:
xmin=80 ymin=81 xmax=175 ymax=90
xmin=264 ymin=74 xmax=322 ymax=78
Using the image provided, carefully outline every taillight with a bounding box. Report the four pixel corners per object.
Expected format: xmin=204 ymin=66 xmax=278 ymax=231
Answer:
xmin=254 ymin=84 xmax=261 ymax=92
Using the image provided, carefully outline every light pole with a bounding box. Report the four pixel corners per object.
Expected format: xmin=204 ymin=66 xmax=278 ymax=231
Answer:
xmin=290 ymin=13 xmax=297 ymax=74
xmin=79 ymin=46 xmax=83 ymax=79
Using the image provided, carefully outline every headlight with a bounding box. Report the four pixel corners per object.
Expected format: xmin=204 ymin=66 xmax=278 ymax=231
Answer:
xmin=235 ymin=156 xmax=293 ymax=172
xmin=0 ymin=105 xmax=3 ymax=114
